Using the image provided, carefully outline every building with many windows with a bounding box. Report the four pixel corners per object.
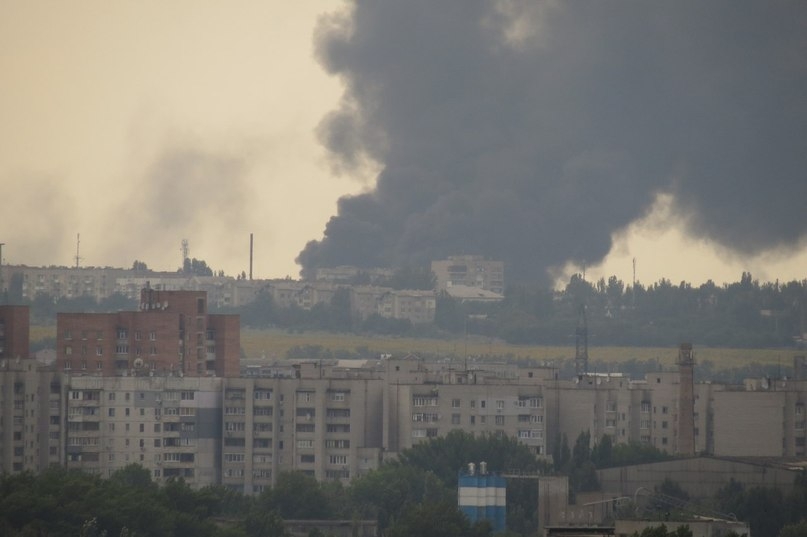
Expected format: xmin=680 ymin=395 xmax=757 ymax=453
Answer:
xmin=56 ymin=287 xmax=239 ymax=378
xmin=65 ymin=376 xmax=222 ymax=486
xmin=431 ymin=255 xmax=505 ymax=295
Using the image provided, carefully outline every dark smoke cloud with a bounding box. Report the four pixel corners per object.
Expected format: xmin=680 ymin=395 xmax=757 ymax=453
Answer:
xmin=298 ymin=1 xmax=807 ymax=283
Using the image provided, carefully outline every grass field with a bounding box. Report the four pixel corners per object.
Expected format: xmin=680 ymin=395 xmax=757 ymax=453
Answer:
xmin=239 ymin=328 xmax=794 ymax=370
xmin=31 ymin=324 xmax=795 ymax=370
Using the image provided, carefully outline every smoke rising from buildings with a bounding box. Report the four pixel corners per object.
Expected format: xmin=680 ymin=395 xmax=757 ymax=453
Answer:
xmin=297 ymin=1 xmax=807 ymax=283
xmin=102 ymin=146 xmax=253 ymax=270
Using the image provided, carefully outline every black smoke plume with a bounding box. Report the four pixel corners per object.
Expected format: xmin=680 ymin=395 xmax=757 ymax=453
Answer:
xmin=298 ymin=1 xmax=807 ymax=284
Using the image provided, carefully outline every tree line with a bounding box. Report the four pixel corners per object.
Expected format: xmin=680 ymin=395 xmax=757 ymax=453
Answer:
xmin=14 ymin=269 xmax=807 ymax=350
xmin=3 ymin=430 xmax=804 ymax=537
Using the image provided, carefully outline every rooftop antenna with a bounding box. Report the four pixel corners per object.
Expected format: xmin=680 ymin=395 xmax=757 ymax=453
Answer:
xmin=74 ymin=234 xmax=82 ymax=268
xmin=249 ymin=233 xmax=253 ymax=280
xmin=632 ymin=257 xmax=637 ymax=308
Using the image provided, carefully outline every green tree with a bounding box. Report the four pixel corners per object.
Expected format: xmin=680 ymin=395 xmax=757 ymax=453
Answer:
xmin=386 ymin=500 xmax=491 ymax=537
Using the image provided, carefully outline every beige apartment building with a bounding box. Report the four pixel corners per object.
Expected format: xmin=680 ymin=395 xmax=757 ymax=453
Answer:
xmin=0 ymin=358 xmax=66 ymax=474
xmin=220 ymin=362 xmax=385 ymax=494
xmin=65 ymin=376 xmax=222 ymax=486
xmin=431 ymin=255 xmax=505 ymax=294
xmin=3 ymin=298 xmax=806 ymax=495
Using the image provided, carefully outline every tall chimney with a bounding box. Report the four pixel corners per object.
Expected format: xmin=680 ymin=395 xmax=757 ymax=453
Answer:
xmin=676 ymin=343 xmax=696 ymax=456
xmin=249 ymin=233 xmax=253 ymax=281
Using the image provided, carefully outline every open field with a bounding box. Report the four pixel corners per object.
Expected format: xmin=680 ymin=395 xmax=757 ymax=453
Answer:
xmin=240 ymin=328 xmax=795 ymax=370
xmin=30 ymin=325 xmax=797 ymax=370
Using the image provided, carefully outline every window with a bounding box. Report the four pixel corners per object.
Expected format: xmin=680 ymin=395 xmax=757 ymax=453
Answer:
xmin=300 ymin=454 xmax=315 ymax=463
xmin=413 ymin=396 xmax=438 ymax=407
xmin=329 ymin=455 xmax=348 ymax=465
xmin=496 ymin=400 xmax=505 ymax=410
xmin=495 ymin=415 xmax=505 ymax=425
xmin=297 ymin=439 xmax=314 ymax=449
xmin=451 ymin=399 xmax=461 ymax=408
xmin=181 ymin=391 xmax=194 ymax=401
xmin=96 ymin=346 xmax=103 ymax=356
xmin=149 ymin=331 xmax=156 ymax=341
xmin=451 ymin=414 xmax=461 ymax=425
xmin=225 ymin=421 xmax=245 ymax=432
xmin=329 ymin=391 xmax=346 ymax=402
xmin=65 ymin=345 xmax=72 ymax=355
xmin=224 ymin=453 xmax=245 ymax=463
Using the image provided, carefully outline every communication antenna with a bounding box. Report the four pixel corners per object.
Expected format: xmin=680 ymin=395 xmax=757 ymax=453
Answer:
xmin=75 ymin=234 xmax=82 ymax=268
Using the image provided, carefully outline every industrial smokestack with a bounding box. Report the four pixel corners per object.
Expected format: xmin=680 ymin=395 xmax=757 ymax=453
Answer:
xmin=249 ymin=233 xmax=253 ymax=281
xmin=677 ymin=343 xmax=696 ymax=456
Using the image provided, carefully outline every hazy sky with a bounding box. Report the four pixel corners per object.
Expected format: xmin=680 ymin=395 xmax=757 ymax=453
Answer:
xmin=2 ymin=1 xmax=805 ymax=288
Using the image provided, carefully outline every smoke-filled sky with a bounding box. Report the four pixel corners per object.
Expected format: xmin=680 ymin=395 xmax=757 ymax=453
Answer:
xmin=2 ymin=1 xmax=806 ymax=287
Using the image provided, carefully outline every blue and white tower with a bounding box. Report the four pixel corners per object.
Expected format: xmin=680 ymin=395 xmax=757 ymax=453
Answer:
xmin=458 ymin=462 xmax=506 ymax=533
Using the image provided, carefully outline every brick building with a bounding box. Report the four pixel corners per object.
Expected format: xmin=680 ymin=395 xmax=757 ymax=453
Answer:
xmin=0 ymin=305 xmax=31 ymax=361
xmin=56 ymin=288 xmax=239 ymax=378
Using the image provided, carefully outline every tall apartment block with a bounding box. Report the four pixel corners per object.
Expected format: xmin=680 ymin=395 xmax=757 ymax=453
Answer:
xmin=431 ymin=255 xmax=504 ymax=294
xmin=56 ymin=287 xmax=239 ymax=378
xmin=0 ymin=305 xmax=65 ymax=474
xmin=0 ymin=358 xmax=66 ymax=473
xmin=221 ymin=363 xmax=385 ymax=494
xmin=65 ymin=376 xmax=222 ymax=486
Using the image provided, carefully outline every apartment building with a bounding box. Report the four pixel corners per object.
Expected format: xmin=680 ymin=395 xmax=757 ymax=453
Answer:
xmin=0 ymin=305 xmax=30 ymax=361
xmin=431 ymin=255 xmax=505 ymax=295
xmin=0 ymin=357 xmax=66 ymax=474
xmin=221 ymin=363 xmax=385 ymax=494
xmin=65 ymin=376 xmax=222 ymax=486
xmin=56 ymin=288 xmax=240 ymax=378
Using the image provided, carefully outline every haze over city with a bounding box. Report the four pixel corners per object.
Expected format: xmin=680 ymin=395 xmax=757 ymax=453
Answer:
xmin=2 ymin=2 xmax=806 ymax=288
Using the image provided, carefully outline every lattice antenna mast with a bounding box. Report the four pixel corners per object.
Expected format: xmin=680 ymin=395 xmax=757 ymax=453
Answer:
xmin=574 ymin=304 xmax=589 ymax=376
